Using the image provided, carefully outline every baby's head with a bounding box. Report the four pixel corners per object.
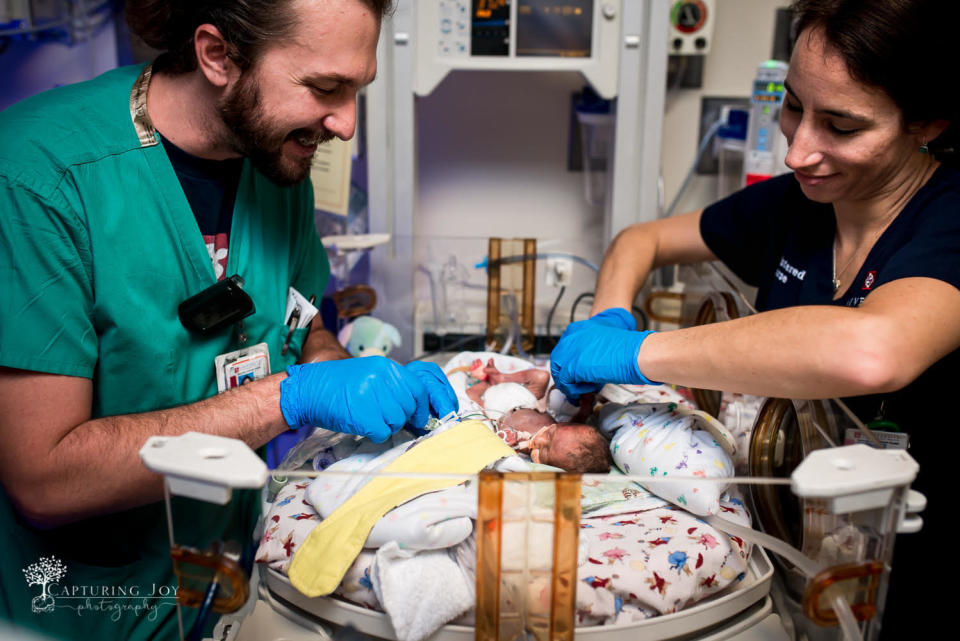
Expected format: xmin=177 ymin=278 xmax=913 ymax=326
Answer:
xmin=528 ymin=422 xmax=611 ymax=473
xmin=496 ymin=408 xmax=555 ymax=447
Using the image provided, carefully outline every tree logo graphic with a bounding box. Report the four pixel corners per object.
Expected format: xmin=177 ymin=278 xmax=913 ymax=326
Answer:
xmin=23 ymin=556 xmax=67 ymax=614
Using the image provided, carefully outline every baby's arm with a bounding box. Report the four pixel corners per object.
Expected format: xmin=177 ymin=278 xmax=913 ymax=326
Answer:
xmin=465 ymin=380 xmax=490 ymax=406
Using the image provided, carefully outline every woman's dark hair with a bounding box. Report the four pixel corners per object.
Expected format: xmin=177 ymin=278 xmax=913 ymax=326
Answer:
xmin=126 ymin=0 xmax=393 ymax=75
xmin=791 ymin=0 xmax=958 ymax=164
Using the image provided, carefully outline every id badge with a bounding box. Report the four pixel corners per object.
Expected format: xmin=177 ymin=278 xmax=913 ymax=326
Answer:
xmin=844 ymin=427 xmax=910 ymax=450
xmin=215 ymin=342 xmax=271 ymax=393
xmin=284 ymin=287 xmax=319 ymax=329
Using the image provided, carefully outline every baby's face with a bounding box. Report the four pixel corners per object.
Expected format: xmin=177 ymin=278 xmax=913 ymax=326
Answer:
xmin=496 ymin=408 xmax=554 ymax=448
xmin=528 ymin=423 xmax=590 ymax=469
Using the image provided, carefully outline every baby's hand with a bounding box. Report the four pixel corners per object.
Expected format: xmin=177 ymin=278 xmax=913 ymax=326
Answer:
xmin=498 ymin=428 xmax=519 ymax=447
xmin=469 ymin=358 xmax=487 ymax=380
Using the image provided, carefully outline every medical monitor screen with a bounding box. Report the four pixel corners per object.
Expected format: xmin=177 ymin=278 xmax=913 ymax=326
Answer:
xmin=516 ymin=0 xmax=593 ymax=58
xmin=752 ymin=80 xmax=785 ymax=100
xmin=472 ymin=0 xmax=510 ymax=56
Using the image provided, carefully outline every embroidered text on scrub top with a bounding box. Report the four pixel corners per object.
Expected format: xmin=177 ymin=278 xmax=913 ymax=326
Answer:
xmin=775 ymin=256 xmax=807 ymax=284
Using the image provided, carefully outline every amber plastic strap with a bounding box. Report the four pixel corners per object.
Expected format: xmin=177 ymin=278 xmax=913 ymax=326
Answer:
xmin=707 ymin=291 xmax=738 ymax=322
xmin=476 ymin=469 xmax=504 ymax=641
xmin=643 ymin=290 xmax=685 ymax=324
xmin=521 ymin=238 xmax=536 ymax=353
xmin=802 ymin=561 xmax=884 ymax=626
xmin=550 ymin=473 xmax=581 ymax=641
xmin=486 ymin=239 xmax=502 ymax=350
xmin=476 ymin=471 xmax=582 ymax=641
xmin=170 ymin=545 xmax=249 ymax=614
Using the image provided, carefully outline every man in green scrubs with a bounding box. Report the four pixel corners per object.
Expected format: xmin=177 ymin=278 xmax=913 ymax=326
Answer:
xmin=0 ymin=1 xmax=457 ymax=639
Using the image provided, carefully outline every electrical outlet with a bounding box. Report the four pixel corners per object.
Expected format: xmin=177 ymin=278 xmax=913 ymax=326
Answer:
xmin=546 ymin=257 xmax=573 ymax=287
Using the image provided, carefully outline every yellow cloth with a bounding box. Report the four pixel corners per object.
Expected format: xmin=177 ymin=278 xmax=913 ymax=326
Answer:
xmin=289 ymin=420 xmax=515 ymax=596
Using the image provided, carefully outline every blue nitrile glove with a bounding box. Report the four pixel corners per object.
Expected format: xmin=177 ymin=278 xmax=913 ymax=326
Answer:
xmin=588 ymin=307 xmax=638 ymax=331
xmin=548 ymin=308 xmax=638 ymax=399
xmin=404 ymin=361 xmax=459 ymax=419
xmin=280 ymin=357 xmax=437 ymax=443
xmin=550 ymin=310 xmax=658 ymax=401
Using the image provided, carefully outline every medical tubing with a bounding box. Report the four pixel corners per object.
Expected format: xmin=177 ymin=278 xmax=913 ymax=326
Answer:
xmin=545 ymin=285 xmax=566 ymax=341
xmin=569 ymin=292 xmax=594 ymax=322
xmin=501 ymin=292 xmax=528 ymax=357
xmin=833 ymin=593 xmax=863 ymax=641
xmin=663 ymin=118 xmax=725 ymax=219
xmin=481 ymin=252 xmax=600 ymax=273
xmin=705 ymin=515 xmax=823 ymax=579
xmin=162 ymin=484 xmax=186 ymax=641
xmin=705 ymin=261 xmax=760 ymax=315
xmin=277 ymin=428 xmax=356 ymax=471
xmin=416 ymin=264 xmax=441 ymax=330
xmin=186 ymin=580 xmax=220 ymax=641
xmin=658 ymin=111 xmax=718 ymax=285
xmin=272 ymin=469 xmax=792 ymax=490
xmin=497 ymin=330 xmax=514 ymax=355
xmin=567 ymin=293 xmax=648 ymax=331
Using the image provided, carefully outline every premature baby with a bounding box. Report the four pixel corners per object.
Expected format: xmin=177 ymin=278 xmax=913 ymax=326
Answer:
xmin=447 ymin=358 xmax=610 ymax=473
xmin=496 ymin=408 xmax=611 ymax=474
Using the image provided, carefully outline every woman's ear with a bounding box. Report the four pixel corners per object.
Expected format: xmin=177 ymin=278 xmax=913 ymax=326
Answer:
xmin=194 ymin=24 xmax=236 ymax=88
xmin=912 ymin=119 xmax=951 ymax=146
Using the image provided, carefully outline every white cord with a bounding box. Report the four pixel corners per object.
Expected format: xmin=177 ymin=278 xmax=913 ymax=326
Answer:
xmin=705 ymin=515 xmax=824 ymax=578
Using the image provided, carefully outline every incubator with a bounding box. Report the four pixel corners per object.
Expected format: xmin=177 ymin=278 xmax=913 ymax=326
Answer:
xmin=141 ymin=372 xmax=920 ymax=641
xmin=138 ymin=225 xmax=926 ymax=641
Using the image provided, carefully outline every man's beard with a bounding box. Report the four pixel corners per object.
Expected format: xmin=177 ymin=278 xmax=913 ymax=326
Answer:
xmin=218 ymin=71 xmax=334 ymax=186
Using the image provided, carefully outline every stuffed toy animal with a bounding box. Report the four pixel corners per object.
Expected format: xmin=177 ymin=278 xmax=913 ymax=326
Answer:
xmin=337 ymin=316 xmax=402 ymax=357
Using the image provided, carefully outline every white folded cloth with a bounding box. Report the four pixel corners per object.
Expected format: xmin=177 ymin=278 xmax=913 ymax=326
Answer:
xmin=370 ymin=540 xmax=474 ymax=641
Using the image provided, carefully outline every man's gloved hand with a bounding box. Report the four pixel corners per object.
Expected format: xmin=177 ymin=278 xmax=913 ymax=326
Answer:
xmin=550 ymin=308 xmax=658 ymax=401
xmin=403 ymin=360 xmax=459 ymax=420
xmin=280 ymin=357 xmax=457 ymax=442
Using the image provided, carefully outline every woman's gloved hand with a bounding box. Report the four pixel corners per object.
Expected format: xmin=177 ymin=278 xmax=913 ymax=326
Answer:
xmin=550 ymin=308 xmax=658 ymax=401
xmin=280 ymin=357 xmax=458 ymax=442
xmin=584 ymin=307 xmax=638 ymax=331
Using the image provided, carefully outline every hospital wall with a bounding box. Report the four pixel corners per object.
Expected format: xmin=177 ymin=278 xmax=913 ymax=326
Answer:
xmin=412 ymin=69 xmax=606 ymax=343
xmin=411 ymin=0 xmax=789 ymax=343
xmin=663 ymin=1 xmax=791 ymax=217
xmin=0 ymin=18 xmax=120 ymax=113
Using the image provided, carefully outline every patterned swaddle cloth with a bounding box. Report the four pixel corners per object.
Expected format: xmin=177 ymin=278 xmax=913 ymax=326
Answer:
xmin=597 ymin=402 xmax=735 ymax=516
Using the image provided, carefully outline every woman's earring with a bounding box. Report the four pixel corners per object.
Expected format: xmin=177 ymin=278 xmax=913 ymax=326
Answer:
xmin=919 ymin=138 xmax=929 ymax=154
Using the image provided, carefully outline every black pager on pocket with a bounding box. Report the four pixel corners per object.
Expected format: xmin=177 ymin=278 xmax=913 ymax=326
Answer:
xmin=178 ymin=274 xmax=255 ymax=335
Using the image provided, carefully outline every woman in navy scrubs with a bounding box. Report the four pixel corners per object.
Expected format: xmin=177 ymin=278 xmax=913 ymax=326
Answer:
xmin=550 ymin=0 xmax=959 ymax=634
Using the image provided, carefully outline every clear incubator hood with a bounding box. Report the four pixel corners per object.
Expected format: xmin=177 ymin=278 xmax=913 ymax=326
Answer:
xmin=140 ymin=396 xmax=920 ymax=641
